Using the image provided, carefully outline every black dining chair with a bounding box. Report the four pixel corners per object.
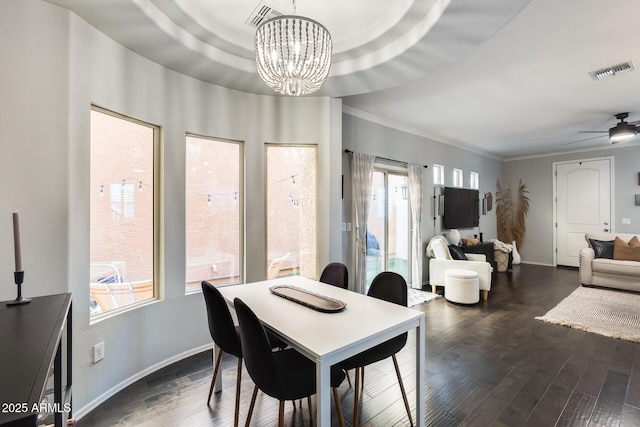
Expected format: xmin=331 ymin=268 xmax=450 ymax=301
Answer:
xmin=234 ymin=297 xmax=346 ymax=427
xmin=339 ymin=271 xmax=414 ymax=427
xmin=319 ymin=262 xmax=349 ymax=289
xmin=201 ymin=281 xmax=286 ymax=427
xmin=319 ymin=262 xmax=353 ymax=386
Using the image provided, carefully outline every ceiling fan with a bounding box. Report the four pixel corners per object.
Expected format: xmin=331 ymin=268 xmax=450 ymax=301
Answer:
xmin=565 ymin=112 xmax=640 ymax=146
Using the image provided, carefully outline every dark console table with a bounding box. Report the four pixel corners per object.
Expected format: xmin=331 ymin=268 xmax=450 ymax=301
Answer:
xmin=462 ymin=242 xmax=495 ymax=269
xmin=0 ymin=293 xmax=72 ymax=427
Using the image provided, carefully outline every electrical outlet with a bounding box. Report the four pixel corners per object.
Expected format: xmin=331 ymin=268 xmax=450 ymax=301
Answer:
xmin=622 ymin=218 xmax=631 ymax=225
xmin=93 ymin=341 xmax=105 ymax=363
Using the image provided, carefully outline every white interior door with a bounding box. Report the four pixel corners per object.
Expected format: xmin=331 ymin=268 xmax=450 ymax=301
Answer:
xmin=555 ymin=158 xmax=612 ymax=267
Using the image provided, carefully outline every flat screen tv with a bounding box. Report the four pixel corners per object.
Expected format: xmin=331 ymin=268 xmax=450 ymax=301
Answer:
xmin=443 ymin=187 xmax=479 ymax=229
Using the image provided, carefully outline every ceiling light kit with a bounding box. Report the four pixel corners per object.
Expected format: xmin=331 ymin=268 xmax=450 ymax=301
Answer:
xmin=608 ymin=113 xmax=638 ymax=143
xmin=254 ymin=0 xmax=332 ymax=96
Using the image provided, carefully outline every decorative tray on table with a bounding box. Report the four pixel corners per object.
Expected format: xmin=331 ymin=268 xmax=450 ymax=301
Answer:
xmin=269 ymin=285 xmax=346 ymax=313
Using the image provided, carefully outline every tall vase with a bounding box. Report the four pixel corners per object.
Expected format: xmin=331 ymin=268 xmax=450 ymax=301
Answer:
xmin=511 ymin=240 xmax=521 ymax=264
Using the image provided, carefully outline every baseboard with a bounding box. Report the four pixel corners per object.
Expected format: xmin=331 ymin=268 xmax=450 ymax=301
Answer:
xmin=518 ymin=261 xmax=555 ymax=267
xmin=73 ymin=343 xmax=212 ymax=420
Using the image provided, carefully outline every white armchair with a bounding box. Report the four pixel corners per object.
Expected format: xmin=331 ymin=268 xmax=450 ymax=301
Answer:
xmin=427 ymin=236 xmax=493 ymax=300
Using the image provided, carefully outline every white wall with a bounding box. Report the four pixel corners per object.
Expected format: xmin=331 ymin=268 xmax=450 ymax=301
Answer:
xmin=1 ymin=0 xmax=70 ymax=299
xmin=1 ymin=0 xmax=342 ymax=417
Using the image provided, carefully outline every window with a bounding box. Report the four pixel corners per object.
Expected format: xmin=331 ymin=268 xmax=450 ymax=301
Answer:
xmin=453 ymin=168 xmax=463 ymax=187
xmin=433 ymin=164 xmax=444 ymax=185
xmin=185 ymin=135 xmax=243 ymax=291
xmin=470 ymin=171 xmax=479 ymax=190
xmin=266 ymin=145 xmax=317 ymax=279
xmin=90 ymin=107 xmax=158 ymax=318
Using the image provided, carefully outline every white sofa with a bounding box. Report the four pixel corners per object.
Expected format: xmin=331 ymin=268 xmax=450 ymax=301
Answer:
xmin=427 ymin=236 xmax=493 ymax=300
xmin=579 ymin=232 xmax=640 ymax=292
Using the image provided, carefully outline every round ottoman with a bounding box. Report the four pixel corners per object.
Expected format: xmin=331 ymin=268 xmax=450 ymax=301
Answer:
xmin=444 ymin=269 xmax=479 ymax=304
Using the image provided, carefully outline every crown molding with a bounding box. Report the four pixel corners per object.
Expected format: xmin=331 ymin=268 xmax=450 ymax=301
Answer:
xmin=342 ymin=105 xmax=502 ymax=161
xmin=503 ymin=139 xmax=640 ymax=162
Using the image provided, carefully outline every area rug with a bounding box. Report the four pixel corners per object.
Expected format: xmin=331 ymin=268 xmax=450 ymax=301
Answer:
xmin=535 ymin=286 xmax=640 ymax=342
xmin=408 ymin=288 xmax=440 ymax=307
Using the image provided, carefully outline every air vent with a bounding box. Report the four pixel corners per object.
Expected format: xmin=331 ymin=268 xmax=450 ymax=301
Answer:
xmin=246 ymin=2 xmax=284 ymax=28
xmin=589 ymin=61 xmax=635 ymax=80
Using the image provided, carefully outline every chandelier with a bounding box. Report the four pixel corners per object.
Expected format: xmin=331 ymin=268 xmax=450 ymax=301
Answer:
xmin=254 ymin=0 xmax=332 ymax=96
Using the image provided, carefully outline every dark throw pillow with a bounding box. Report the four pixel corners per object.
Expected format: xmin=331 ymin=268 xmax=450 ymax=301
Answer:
xmin=589 ymin=239 xmax=614 ymax=259
xmin=448 ymin=244 xmax=468 ymax=261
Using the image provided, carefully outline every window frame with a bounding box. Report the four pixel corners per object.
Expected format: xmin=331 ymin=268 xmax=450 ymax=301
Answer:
xmin=470 ymin=171 xmax=479 ymax=190
xmin=433 ymin=164 xmax=444 ymax=185
xmin=264 ymin=143 xmax=319 ymax=280
xmin=89 ymin=105 xmax=161 ymax=323
xmin=453 ymin=168 xmax=463 ymax=187
xmin=185 ymin=134 xmax=244 ymax=292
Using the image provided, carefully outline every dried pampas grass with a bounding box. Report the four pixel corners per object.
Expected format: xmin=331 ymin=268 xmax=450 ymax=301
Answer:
xmin=496 ymin=179 xmax=529 ymax=248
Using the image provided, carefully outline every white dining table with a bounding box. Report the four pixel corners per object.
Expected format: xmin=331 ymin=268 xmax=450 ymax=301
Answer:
xmin=217 ymin=276 xmax=425 ymax=427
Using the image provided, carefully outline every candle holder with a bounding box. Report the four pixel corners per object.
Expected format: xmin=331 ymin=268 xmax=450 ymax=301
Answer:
xmin=7 ymin=271 xmax=31 ymax=306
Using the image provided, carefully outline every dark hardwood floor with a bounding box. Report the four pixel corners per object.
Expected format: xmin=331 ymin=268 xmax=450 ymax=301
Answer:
xmin=77 ymin=264 xmax=640 ymax=426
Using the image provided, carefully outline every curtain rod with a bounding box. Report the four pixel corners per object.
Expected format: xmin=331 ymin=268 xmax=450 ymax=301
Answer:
xmin=344 ymin=149 xmax=428 ymax=168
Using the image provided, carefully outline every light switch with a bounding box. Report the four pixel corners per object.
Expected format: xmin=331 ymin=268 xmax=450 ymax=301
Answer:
xmin=622 ymin=218 xmax=631 ymax=225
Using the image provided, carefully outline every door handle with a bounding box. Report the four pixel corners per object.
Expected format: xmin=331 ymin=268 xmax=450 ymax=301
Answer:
xmin=604 ymin=228 xmax=609 ymax=232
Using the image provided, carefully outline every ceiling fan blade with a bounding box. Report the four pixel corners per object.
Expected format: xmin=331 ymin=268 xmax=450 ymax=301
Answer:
xmin=562 ymin=134 xmax=608 ymax=146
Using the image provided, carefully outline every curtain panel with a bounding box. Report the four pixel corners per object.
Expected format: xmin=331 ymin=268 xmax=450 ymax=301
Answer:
xmin=408 ymin=164 xmax=423 ymax=289
xmin=351 ymin=152 xmax=375 ymax=294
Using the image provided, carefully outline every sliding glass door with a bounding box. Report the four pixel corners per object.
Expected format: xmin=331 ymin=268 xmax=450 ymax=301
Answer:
xmin=366 ymin=168 xmax=411 ymax=288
